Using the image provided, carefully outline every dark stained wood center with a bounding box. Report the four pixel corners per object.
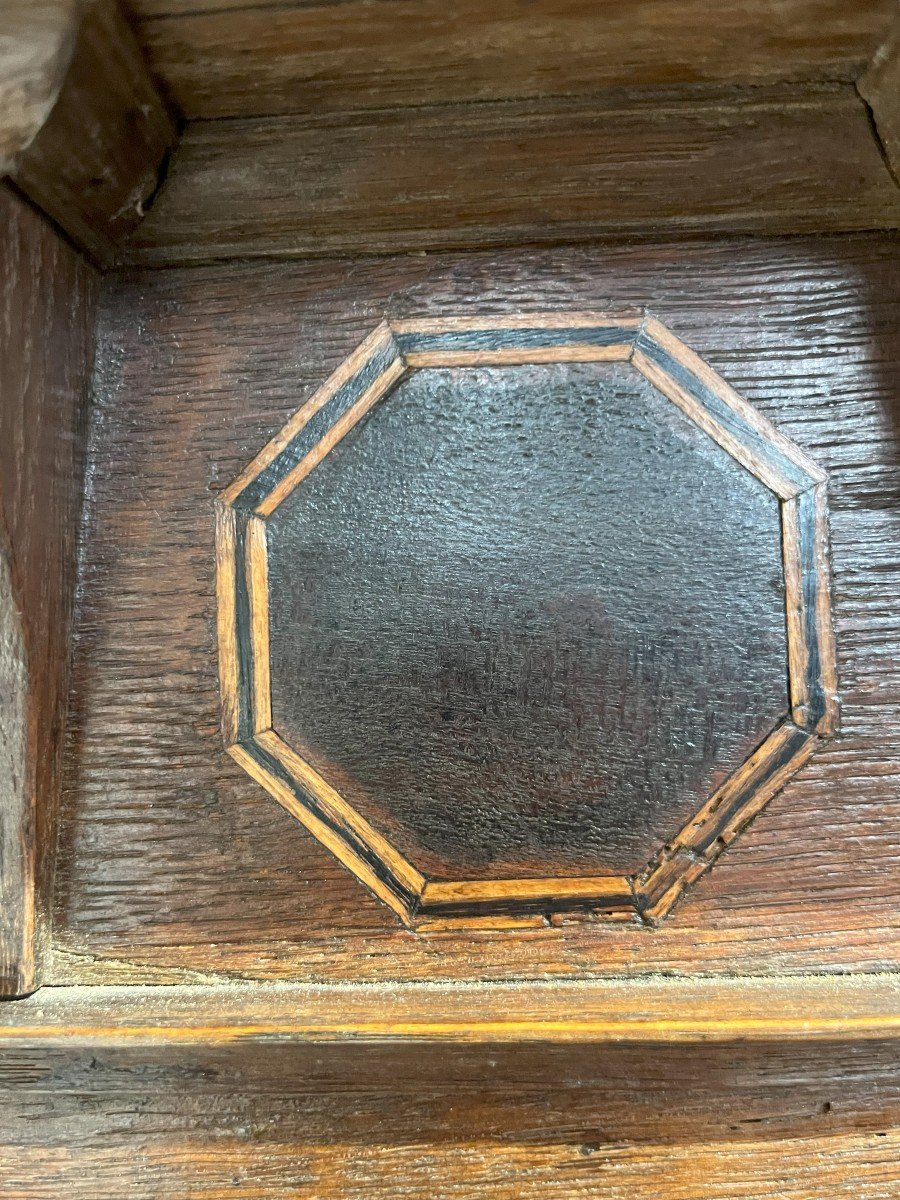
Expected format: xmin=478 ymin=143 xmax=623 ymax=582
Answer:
xmin=266 ymin=360 xmax=788 ymax=878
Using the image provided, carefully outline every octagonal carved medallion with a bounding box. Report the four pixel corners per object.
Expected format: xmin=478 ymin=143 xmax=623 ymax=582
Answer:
xmin=216 ymin=313 xmax=838 ymax=926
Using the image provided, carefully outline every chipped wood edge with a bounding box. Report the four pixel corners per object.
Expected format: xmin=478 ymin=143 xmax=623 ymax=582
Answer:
xmin=2 ymin=0 xmax=177 ymax=266
xmin=637 ymin=721 xmax=819 ymax=922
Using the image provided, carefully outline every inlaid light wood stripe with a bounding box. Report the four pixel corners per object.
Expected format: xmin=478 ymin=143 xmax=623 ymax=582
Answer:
xmin=633 ymin=318 xmax=825 ymax=499
xmin=214 ymin=503 xmax=240 ymax=745
xmin=244 ymin=517 xmax=271 ymax=735
xmin=392 ymin=312 xmax=644 ymax=335
xmin=632 ymin=346 xmax=798 ymax=499
xmin=231 ymin=515 xmax=256 ymax=743
xmin=229 ymin=739 xmax=421 ymax=922
xmin=784 ymin=485 xmax=839 ymax=733
xmin=812 ymin=483 xmax=840 ymax=735
xmin=420 ymin=874 xmax=633 ymax=918
xmin=638 ymin=721 xmax=817 ymax=920
xmin=782 ymin=494 xmax=811 ymax=725
xmin=640 ymin=318 xmax=827 ymax=487
xmin=404 ymin=344 xmax=633 ymax=367
xmin=220 ymin=322 xmax=399 ymax=510
xmin=256 ymin=729 xmax=426 ymax=899
xmin=255 ymin=354 xmax=407 ymax=517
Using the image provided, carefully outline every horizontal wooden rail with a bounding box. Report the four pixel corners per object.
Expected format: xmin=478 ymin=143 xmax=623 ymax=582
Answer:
xmin=3 ymin=975 xmax=899 ymax=1044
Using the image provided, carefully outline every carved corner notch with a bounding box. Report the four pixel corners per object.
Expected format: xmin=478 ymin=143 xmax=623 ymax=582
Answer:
xmin=216 ymin=312 xmax=838 ymax=929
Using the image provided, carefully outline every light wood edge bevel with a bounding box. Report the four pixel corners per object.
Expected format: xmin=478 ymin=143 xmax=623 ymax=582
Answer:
xmin=638 ymin=317 xmax=827 ymax=489
xmin=227 ymin=740 xmax=419 ymax=923
xmin=391 ymin=313 xmax=644 ymax=335
xmin=782 ymin=494 xmax=811 ymax=724
xmin=637 ymin=721 xmax=818 ymax=922
xmin=255 ymin=729 xmax=425 ymax=901
xmin=244 ymin=516 xmax=271 ymax=733
xmin=631 ymin=345 xmax=799 ymax=499
xmin=3 ymin=977 xmax=900 ymax=1045
xmin=812 ymin=482 xmax=840 ymax=735
xmin=419 ymin=875 xmax=633 ymax=911
xmin=404 ymin=344 xmax=633 ymax=367
xmin=256 ymin=354 xmax=407 ymax=517
xmin=219 ymin=320 xmax=395 ymax=506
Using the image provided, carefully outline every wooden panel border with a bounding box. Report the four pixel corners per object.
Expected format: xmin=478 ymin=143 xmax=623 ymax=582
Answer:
xmin=216 ymin=313 xmax=839 ymax=927
xmin=2 ymin=976 xmax=898 ymax=1045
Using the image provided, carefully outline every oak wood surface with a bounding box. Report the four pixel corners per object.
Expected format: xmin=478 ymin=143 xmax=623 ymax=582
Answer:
xmin=4 ymin=976 xmax=900 ymax=1042
xmin=126 ymin=87 xmax=900 ymax=266
xmin=3 ymin=978 xmax=899 ymax=1196
xmin=4 ymin=1130 xmax=900 ymax=1199
xmin=0 ymin=186 xmax=98 ymax=997
xmin=3 ymin=0 xmax=176 ymax=267
xmin=264 ymin=359 xmax=787 ymax=879
xmin=121 ymin=0 xmax=899 ymax=120
xmin=51 ymin=234 xmax=900 ymax=985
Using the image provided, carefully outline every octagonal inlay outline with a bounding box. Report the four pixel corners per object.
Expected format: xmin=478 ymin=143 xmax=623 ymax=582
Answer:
xmin=216 ymin=313 xmax=838 ymax=926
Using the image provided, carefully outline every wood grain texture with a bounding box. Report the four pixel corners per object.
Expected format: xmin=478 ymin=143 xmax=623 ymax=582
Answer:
xmin=262 ymin=360 xmax=788 ymax=881
xmin=4 ymin=976 xmax=900 ymax=1042
xmin=0 ymin=186 xmax=97 ymax=997
xmin=3 ymin=983 xmax=900 ymax=1198
xmin=126 ymin=87 xmax=900 ymax=266
xmin=119 ymin=0 xmax=899 ymax=121
xmin=0 ymin=1 xmax=77 ymax=165
xmin=859 ymin=25 xmax=900 ymax=186
xmin=2 ymin=981 xmax=900 ymax=1196
xmin=5 ymin=0 xmax=177 ymax=267
xmin=5 ymin=1129 xmax=899 ymax=1199
xmin=51 ymin=234 xmax=900 ymax=984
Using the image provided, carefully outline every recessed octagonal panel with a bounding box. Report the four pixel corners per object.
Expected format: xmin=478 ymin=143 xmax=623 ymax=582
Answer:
xmin=217 ymin=314 xmax=838 ymax=926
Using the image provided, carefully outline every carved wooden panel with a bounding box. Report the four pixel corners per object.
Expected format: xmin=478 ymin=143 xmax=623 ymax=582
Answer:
xmin=216 ymin=313 xmax=837 ymax=926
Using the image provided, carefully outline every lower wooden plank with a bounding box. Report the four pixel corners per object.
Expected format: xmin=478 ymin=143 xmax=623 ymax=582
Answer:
xmin=2 ymin=981 xmax=899 ymax=1196
xmin=125 ymin=86 xmax=900 ymax=266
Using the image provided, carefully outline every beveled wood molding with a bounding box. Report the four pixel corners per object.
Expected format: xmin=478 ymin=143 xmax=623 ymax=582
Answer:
xmin=1 ymin=976 xmax=898 ymax=1045
xmin=216 ymin=312 xmax=839 ymax=928
xmin=1 ymin=0 xmax=176 ymax=266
